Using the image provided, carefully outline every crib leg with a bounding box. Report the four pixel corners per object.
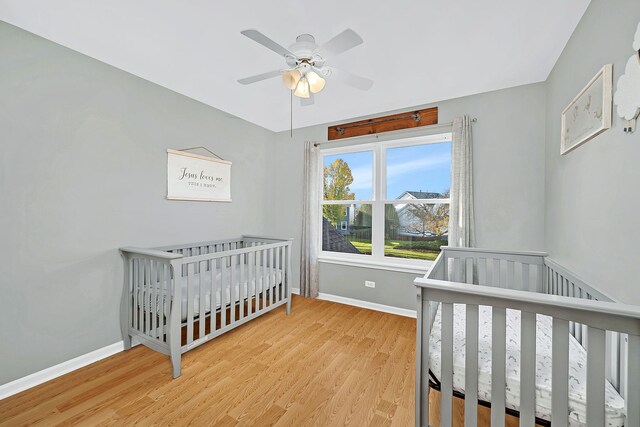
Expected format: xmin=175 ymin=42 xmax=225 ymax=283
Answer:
xmin=170 ymin=351 xmax=181 ymax=379
xmin=286 ymin=298 xmax=291 ymax=316
xmin=123 ymin=334 xmax=132 ymax=351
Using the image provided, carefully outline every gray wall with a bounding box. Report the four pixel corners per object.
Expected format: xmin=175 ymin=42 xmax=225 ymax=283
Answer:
xmin=0 ymin=22 xmax=276 ymax=385
xmin=270 ymin=83 xmax=547 ymax=310
xmin=544 ymin=0 xmax=640 ymax=305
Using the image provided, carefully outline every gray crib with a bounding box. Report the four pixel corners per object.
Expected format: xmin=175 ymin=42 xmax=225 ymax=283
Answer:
xmin=415 ymin=247 xmax=640 ymax=427
xmin=120 ymin=235 xmax=293 ymax=378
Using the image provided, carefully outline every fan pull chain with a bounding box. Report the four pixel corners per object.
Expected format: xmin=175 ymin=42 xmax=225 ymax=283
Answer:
xmin=290 ymin=89 xmax=293 ymax=138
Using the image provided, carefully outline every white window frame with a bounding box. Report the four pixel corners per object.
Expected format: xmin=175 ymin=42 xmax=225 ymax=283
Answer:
xmin=318 ymin=132 xmax=452 ymax=273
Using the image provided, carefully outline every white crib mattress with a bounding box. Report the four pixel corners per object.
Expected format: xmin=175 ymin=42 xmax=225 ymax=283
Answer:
xmin=136 ymin=266 xmax=283 ymax=322
xmin=177 ymin=266 xmax=283 ymax=321
xmin=429 ymin=304 xmax=625 ymax=427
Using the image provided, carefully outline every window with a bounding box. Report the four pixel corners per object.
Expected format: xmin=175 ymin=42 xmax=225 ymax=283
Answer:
xmin=320 ymin=133 xmax=451 ymax=265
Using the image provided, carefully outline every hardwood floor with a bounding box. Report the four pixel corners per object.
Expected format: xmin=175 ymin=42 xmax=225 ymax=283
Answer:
xmin=0 ymin=296 xmax=417 ymax=426
xmin=428 ymin=389 xmax=545 ymax=427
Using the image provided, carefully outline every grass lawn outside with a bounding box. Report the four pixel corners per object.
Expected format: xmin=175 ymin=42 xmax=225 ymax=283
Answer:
xmin=349 ymin=239 xmax=442 ymax=261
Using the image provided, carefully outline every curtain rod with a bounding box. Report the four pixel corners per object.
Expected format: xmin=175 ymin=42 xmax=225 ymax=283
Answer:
xmin=313 ymin=118 xmax=476 ymax=147
xmin=335 ymin=112 xmax=422 ymax=135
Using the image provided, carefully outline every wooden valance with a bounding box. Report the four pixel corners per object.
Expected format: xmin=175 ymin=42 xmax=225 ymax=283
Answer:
xmin=328 ymin=107 xmax=438 ymax=141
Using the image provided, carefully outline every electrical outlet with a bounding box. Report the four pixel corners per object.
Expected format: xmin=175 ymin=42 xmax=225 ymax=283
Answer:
xmin=365 ymin=280 xmax=375 ymax=288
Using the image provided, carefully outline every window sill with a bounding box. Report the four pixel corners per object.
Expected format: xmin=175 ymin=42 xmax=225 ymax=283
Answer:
xmin=318 ymin=254 xmax=432 ymax=275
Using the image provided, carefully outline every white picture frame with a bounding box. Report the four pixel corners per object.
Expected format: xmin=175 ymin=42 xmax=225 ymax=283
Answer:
xmin=166 ymin=149 xmax=232 ymax=202
xmin=561 ymin=64 xmax=613 ymax=155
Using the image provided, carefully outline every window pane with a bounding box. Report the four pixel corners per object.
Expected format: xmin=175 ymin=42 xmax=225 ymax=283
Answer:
xmin=323 ymin=151 xmax=373 ymax=201
xmin=384 ymin=203 xmax=449 ymax=260
xmin=386 ymin=142 xmax=451 ymax=200
xmin=322 ymin=204 xmax=372 ymax=256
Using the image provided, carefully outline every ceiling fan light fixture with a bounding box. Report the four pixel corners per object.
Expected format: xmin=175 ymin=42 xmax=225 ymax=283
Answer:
xmin=294 ymin=77 xmax=310 ymax=98
xmin=306 ymin=71 xmax=326 ymax=93
xmin=282 ymin=69 xmax=302 ymax=90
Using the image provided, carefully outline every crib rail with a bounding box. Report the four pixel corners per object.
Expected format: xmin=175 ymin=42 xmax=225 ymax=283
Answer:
xmin=120 ymin=236 xmax=293 ymax=378
xmin=435 ymin=246 xmax=547 ymax=292
xmin=543 ymin=258 xmax=629 ymax=397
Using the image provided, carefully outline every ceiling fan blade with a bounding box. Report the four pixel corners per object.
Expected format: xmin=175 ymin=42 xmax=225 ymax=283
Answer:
xmin=237 ymin=69 xmax=282 ymax=85
xmin=324 ymin=67 xmax=373 ymax=91
xmin=300 ymin=93 xmax=315 ymax=107
xmin=240 ymin=29 xmax=296 ymax=59
xmin=316 ymin=29 xmax=363 ymax=57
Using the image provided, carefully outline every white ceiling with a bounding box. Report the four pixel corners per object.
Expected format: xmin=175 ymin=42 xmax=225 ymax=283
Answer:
xmin=0 ymin=0 xmax=590 ymax=132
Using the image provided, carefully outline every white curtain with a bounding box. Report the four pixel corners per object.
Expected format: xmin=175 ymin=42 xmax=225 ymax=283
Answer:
xmin=449 ymin=116 xmax=476 ymax=248
xmin=300 ymin=141 xmax=320 ymax=298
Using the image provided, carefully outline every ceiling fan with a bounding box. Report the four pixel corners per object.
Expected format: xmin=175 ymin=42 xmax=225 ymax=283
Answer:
xmin=237 ymin=29 xmax=373 ymax=106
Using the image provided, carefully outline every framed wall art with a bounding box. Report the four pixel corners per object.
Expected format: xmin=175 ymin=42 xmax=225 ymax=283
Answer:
xmin=167 ymin=148 xmax=231 ymax=202
xmin=561 ymin=64 xmax=613 ymax=154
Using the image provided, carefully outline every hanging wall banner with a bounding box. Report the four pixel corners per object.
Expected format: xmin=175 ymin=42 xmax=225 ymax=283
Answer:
xmin=167 ymin=149 xmax=232 ymax=202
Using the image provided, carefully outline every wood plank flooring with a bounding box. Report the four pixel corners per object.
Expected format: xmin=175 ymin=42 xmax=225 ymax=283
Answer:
xmin=428 ymin=389 xmax=545 ymax=427
xmin=0 ymin=296 xmax=417 ymax=426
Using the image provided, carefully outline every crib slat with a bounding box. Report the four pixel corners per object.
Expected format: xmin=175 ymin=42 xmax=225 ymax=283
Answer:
xmin=606 ymin=331 xmax=618 ymax=389
xmin=522 ymin=263 xmax=530 ymax=292
xmin=552 ymin=318 xmax=569 ymax=427
xmin=416 ymin=297 xmax=431 ymax=427
xmin=270 ymin=248 xmax=275 ymax=305
xmin=499 ymin=260 xmax=507 ymax=288
xmin=464 ymin=304 xmax=479 ymax=426
xmin=493 ymin=259 xmax=501 ymax=288
xmin=545 ymin=266 xmax=550 ymax=294
xmin=163 ymin=263 xmax=170 ymax=340
xmin=465 ymin=258 xmax=474 ymax=284
xmin=155 ymin=262 xmax=166 ymax=341
xmin=186 ymin=263 xmax=195 ymax=344
xmin=627 ymin=334 xmax=640 ymax=427
xmin=440 ymin=303 xmax=454 ymax=427
xmin=485 ymin=258 xmax=492 ymax=286
xmin=140 ymin=259 xmax=146 ymax=334
xmin=491 ymin=306 xmax=506 ymax=427
xmin=286 ymin=244 xmax=292 ymax=305
xmin=151 ymin=261 xmax=158 ymax=338
xmin=247 ymin=252 xmax=254 ymax=316
xmin=254 ymin=248 xmax=260 ymax=311
xmin=199 ymin=260 xmax=206 ymax=339
xmin=221 ymin=259 xmax=227 ymax=327
xmin=133 ymin=259 xmax=138 ymax=330
xmin=586 ymin=326 xmax=606 ymax=427
xmin=478 ymin=258 xmax=487 ymax=285
xmin=453 ymin=258 xmax=461 ymax=283
xmin=536 ymin=264 xmax=544 ymax=293
xmin=230 ymin=255 xmax=236 ymax=324
xmin=506 ymin=261 xmax=514 ymax=289
xmin=240 ymin=253 xmax=245 ymax=319
xmin=209 ymin=256 xmax=218 ymax=333
xmin=520 ymin=311 xmax=536 ymax=426
xmin=275 ymin=247 xmax=281 ymax=302
xmin=262 ymin=250 xmax=268 ymax=309
xmin=255 ymin=246 xmax=260 ymax=311
xmin=145 ymin=259 xmax=151 ymax=335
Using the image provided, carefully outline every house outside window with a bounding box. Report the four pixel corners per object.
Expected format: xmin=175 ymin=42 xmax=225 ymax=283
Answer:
xmin=320 ymin=133 xmax=452 ymax=266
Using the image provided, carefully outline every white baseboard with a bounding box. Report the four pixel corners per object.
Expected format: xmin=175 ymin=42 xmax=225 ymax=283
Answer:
xmin=0 ymin=341 xmax=125 ymax=401
xmin=292 ymin=288 xmax=416 ymax=318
